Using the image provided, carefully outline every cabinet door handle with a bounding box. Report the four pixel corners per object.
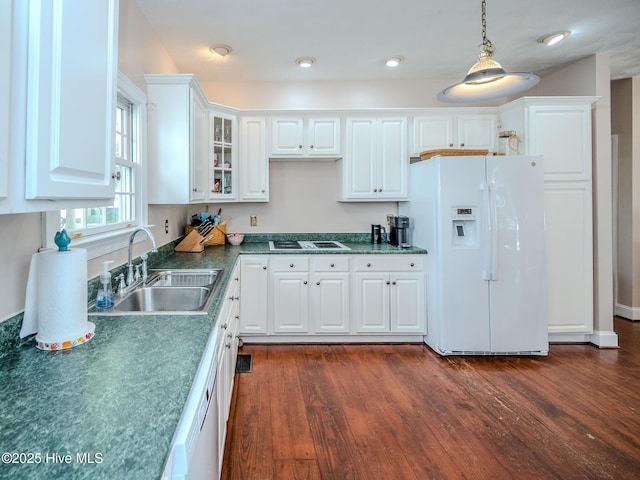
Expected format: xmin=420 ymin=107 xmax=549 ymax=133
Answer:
xmin=410 ymin=263 xmax=415 ymax=267
xmin=225 ymin=343 xmax=231 ymax=349
xmin=367 ymin=263 xmax=371 ymax=267
xmin=261 ymin=189 xmax=265 ymax=193
xmin=449 ymin=143 xmax=454 ymax=147
xmin=298 ymin=145 xmax=303 ymax=149
xmin=262 ymin=266 xmax=267 ymax=270
xmin=221 ymin=323 xmax=228 ymax=330
xmin=373 ymin=188 xmax=378 ymax=193
xmin=460 ymin=143 xmax=465 ymax=147
xmin=290 ymin=264 xmax=294 ymax=268
xmin=229 ymin=296 xmax=234 ymax=301
xmin=111 ymin=171 xmax=121 ymax=180
xmin=386 ymin=281 xmax=391 ymax=285
xmin=303 ymin=281 xmax=308 ymax=285
xmin=392 ymin=281 xmax=397 ymax=285
xmin=316 ymin=281 xmax=320 ymax=286
xmin=330 ymin=263 xmax=335 ymax=268
xmin=234 ymin=296 xmax=240 ymax=300
xmin=310 ymin=145 xmax=314 ymax=149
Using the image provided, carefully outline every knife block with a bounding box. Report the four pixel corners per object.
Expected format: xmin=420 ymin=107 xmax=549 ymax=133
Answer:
xmin=174 ymin=229 xmax=205 ymax=252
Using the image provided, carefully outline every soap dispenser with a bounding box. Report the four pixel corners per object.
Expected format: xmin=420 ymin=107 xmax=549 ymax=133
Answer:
xmin=95 ymin=260 xmax=115 ymax=309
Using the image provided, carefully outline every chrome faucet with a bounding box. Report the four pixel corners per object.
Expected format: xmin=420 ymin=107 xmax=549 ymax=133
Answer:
xmin=127 ymin=226 xmax=158 ymax=285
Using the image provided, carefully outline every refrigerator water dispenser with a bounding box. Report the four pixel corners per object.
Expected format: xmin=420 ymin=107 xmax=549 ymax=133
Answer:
xmin=451 ymin=206 xmax=477 ymax=246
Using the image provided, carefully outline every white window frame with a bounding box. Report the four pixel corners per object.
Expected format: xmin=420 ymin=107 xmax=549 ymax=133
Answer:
xmin=43 ymin=72 xmax=149 ymax=260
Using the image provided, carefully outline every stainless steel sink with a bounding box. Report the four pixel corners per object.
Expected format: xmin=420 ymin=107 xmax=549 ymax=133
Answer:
xmin=115 ymin=286 xmax=212 ymax=312
xmin=89 ymin=268 xmax=223 ymax=315
xmin=146 ymin=269 xmax=221 ymax=287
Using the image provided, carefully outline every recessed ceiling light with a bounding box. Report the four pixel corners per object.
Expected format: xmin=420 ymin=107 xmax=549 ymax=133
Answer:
xmin=538 ymin=31 xmax=571 ymax=46
xmin=296 ymin=57 xmax=315 ymax=68
xmin=209 ymin=44 xmax=232 ymax=57
xmin=384 ymin=56 xmax=404 ymax=67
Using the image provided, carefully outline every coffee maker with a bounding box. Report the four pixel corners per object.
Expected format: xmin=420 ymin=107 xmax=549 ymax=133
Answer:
xmin=389 ymin=215 xmax=410 ymax=247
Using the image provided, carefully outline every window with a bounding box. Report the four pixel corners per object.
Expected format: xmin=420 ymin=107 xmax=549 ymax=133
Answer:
xmin=60 ymin=95 xmax=137 ymax=234
xmin=44 ymin=72 xmax=148 ymax=259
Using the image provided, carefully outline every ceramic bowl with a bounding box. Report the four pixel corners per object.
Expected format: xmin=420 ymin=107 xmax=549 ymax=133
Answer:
xmin=227 ymin=234 xmax=244 ymax=246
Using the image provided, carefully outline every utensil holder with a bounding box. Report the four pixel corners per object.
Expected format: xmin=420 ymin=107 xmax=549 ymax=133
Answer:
xmin=184 ymin=223 xmax=227 ymax=246
xmin=174 ymin=229 xmax=205 ymax=252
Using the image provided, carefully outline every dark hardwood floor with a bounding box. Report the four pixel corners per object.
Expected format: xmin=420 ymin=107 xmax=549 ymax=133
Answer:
xmin=221 ymin=318 xmax=640 ymax=479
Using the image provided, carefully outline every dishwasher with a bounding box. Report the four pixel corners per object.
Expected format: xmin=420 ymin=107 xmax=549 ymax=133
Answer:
xmin=162 ymin=327 xmax=221 ymax=480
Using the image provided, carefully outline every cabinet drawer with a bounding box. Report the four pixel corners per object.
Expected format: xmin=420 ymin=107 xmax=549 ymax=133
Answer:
xmin=311 ymin=256 xmax=349 ymax=272
xmin=354 ymin=255 xmax=424 ymax=271
xmin=270 ymin=256 xmax=309 ymax=271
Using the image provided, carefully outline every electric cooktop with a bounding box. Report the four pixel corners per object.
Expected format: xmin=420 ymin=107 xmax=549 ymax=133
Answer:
xmin=268 ymin=240 xmax=351 ymax=251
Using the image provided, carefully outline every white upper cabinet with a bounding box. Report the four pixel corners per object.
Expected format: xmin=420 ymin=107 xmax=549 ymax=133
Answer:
xmin=0 ymin=0 xmax=10 ymax=201
xmin=1 ymin=0 xmax=119 ymax=214
xmin=239 ymin=117 xmax=268 ymax=201
xmin=209 ymin=111 xmax=238 ymax=202
xmin=191 ymin=93 xmax=209 ymax=202
xmin=270 ymin=116 xmax=340 ymax=158
xmin=341 ymin=117 xmax=408 ymax=201
xmin=24 ymin=0 xmax=119 ymax=200
xmin=145 ymin=74 xmax=213 ymax=204
xmin=412 ymin=110 xmax=497 ymax=155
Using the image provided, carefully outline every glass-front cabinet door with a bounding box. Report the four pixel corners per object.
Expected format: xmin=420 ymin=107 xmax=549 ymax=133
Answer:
xmin=209 ymin=112 xmax=237 ymax=201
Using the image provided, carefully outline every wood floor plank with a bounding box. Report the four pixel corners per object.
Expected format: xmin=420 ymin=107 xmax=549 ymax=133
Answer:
xmin=273 ymin=459 xmax=323 ymax=480
xmin=221 ymin=346 xmax=274 ymax=480
xmin=222 ymin=318 xmax=640 ymax=480
xmin=267 ymin=347 xmax=316 ymax=460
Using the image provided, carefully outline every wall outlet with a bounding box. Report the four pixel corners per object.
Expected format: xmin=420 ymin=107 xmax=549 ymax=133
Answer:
xmin=164 ymin=219 xmax=169 ymax=234
xmin=250 ymin=215 xmax=258 ymax=227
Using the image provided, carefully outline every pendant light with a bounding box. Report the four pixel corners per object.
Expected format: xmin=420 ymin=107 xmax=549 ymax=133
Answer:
xmin=437 ymin=0 xmax=539 ymax=103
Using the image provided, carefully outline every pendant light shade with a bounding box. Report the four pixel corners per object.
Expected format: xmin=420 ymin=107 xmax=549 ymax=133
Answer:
xmin=437 ymin=0 xmax=539 ymax=103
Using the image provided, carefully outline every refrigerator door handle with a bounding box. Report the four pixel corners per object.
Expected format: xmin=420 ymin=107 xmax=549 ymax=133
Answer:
xmin=480 ymin=182 xmax=491 ymax=281
xmin=489 ymin=182 xmax=499 ymax=281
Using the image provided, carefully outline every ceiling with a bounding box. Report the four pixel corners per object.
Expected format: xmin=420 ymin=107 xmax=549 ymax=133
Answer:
xmin=134 ymin=0 xmax=640 ymax=84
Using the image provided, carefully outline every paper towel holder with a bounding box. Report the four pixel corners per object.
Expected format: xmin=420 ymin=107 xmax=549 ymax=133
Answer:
xmin=54 ymin=229 xmax=71 ymax=251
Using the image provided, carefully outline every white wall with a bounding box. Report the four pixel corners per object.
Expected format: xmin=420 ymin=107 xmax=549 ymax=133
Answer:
xmin=612 ymin=77 xmax=640 ymax=319
xmin=199 ymin=79 xmax=502 ymax=110
xmin=209 ymin=161 xmax=395 ymax=235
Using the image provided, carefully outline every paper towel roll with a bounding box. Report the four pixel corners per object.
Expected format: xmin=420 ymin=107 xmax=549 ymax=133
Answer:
xmin=21 ymin=248 xmax=95 ymax=350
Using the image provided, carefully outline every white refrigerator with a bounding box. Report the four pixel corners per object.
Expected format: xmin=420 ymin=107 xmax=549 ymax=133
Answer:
xmin=399 ymin=155 xmax=548 ymax=355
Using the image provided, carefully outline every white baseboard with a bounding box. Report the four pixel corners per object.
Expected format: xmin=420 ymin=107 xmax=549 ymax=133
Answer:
xmin=549 ymin=331 xmax=619 ymax=348
xmin=549 ymin=333 xmax=591 ymax=343
xmin=615 ymin=303 xmax=640 ymax=321
xmin=590 ymin=330 xmax=619 ymax=348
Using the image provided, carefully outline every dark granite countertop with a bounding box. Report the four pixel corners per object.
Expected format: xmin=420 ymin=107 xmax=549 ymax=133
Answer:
xmin=0 ymin=236 xmax=426 ymax=479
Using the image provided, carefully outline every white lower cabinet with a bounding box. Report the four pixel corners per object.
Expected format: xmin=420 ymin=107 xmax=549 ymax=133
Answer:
xmin=215 ymin=262 xmax=240 ymax=478
xmin=239 ymin=253 xmax=426 ymax=339
xmin=270 ymin=256 xmax=310 ymax=333
xmin=239 ymin=256 xmax=269 ymax=334
xmin=353 ymin=255 xmax=426 ymax=334
xmin=353 ymin=272 xmax=425 ymax=333
xmin=311 ymin=256 xmax=350 ymax=334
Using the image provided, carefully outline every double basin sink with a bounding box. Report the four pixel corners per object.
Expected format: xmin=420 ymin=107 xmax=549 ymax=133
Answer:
xmin=88 ymin=269 xmax=223 ymax=315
